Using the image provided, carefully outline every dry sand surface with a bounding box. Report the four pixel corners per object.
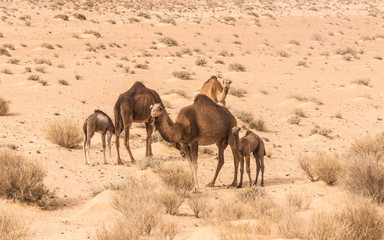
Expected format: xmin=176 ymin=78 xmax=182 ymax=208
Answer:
xmin=1 ymin=0 xmax=384 ymax=239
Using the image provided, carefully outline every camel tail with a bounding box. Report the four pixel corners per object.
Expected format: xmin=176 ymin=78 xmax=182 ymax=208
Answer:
xmin=114 ymin=100 xmax=123 ymax=135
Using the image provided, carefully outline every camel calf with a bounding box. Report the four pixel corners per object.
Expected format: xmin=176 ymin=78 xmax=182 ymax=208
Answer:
xmin=232 ymin=127 xmax=266 ymax=187
xmin=83 ymin=110 xmax=115 ymax=165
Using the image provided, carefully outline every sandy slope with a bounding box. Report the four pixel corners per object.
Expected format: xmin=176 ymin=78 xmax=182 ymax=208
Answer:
xmin=1 ymin=0 xmax=384 ymax=239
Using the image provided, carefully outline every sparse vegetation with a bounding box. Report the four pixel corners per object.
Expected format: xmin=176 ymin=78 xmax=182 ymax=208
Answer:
xmin=310 ymin=125 xmax=332 ymax=138
xmin=158 ymin=164 xmax=193 ymax=197
xmin=159 ymin=37 xmax=178 ymax=46
xmin=195 ymin=58 xmax=207 ymax=66
xmin=84 ymin=30 xmax=101 ymax=38
xmin=229 ymin=87 xmax=247 ymax=97
xmin=46 ymin=118 xmax=83 ymax=149
xmin=352 ymin=78 xmax=370 ymax=86
xmin=288 ymin=115 xmax=300 ymax=125
xmin=58 ymin=79 xmax=68 ymax=86
xmin=0 ymin=148 xmax=53 ymax=207
xmin=228 ymin=63 xmax=246 ymax=72
xmin=172 ymin=71 xmax=191 ymax=80
xmin=0 ymin=97 xmax=9 ymax=116
xmin=233 ymin=110 xmax=265 ymax=131
xmin=136 ymin=156 xmax=163 ymax=171
xmin=0 ymin=205 xmax=29 ymax=240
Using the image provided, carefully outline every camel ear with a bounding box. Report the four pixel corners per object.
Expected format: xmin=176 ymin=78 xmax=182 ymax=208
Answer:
xmin=229 ymin=80 xmax=232 ymax=84
xmin=150 ymin=105 xmax=153 ymax=110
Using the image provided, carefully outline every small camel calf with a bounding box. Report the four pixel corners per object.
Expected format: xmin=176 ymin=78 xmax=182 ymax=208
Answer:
xmin=232 ymin=127 xmax=266 ymax=187
xmin=83 ymin=110 xmax=115 ymax=165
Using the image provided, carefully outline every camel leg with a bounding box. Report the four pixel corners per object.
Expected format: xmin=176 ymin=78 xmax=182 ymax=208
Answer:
xmin=107 ymin=131 xmax=113 ymax=164
xmin=123 ymin=122 xmax=135 ymax=163
xmin=180 ymin=142 xmax=198 ymax=191
xmin=207 ymin=142 xmax=225 ymax=187
xmin=246 ymin=155 xmax=252 ymax=187
xmin=101 ymin=134 xmax=107 ymax=164
xmin=190 ymin=141 xmax=199 ymax=192
xmin=237 ymin=156 xmax=245 ymax=188
xmin=84 ymin=137 xmax=91 ymax=165
xmin=254 ymin=151 xmax=265 ymax=187
xmin=115 ymin=129 xmax=122 ymax=165
xmin=145 ymin=121 xmax=154 ymax=157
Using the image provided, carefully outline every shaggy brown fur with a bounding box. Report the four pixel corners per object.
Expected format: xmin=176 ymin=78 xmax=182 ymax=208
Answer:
xmin=199 ymin=75 xmax=232 ymax=106
xmin=232 ymin=127 xmax=266 ymax=187
xmin=150 ymin=94 xmax=241 ymax=191
xmin=114 ymin=81 xmax=163 ymax=164
xmin=83 ymin=110 xmax=115 ymax=165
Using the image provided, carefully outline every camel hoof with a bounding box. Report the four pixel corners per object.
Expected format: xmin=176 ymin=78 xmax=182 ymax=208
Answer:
xmin=206 ymin=182 xmax=214 ymax=187
xmin=117 ymin=161 xmax=124 ymax=165
xmin=237 ymin=185 xmax=243 ymax=188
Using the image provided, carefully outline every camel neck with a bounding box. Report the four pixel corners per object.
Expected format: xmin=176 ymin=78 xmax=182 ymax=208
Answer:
xmin=154 ymin=113 xmax=182 ymax=143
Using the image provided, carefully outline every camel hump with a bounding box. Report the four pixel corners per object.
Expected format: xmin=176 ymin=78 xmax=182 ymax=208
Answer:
xmin=203 ymin=75 xmax=218 ymax=84
xmin=131 ymin=81 xmax=146 ymax=90
xmin=245 ymin=130 xmax=254 ymax=136
xmin=94 ymin=109 xmax=108 ymax=116
xmin=194 ymin=94 xmax=217 ymax=105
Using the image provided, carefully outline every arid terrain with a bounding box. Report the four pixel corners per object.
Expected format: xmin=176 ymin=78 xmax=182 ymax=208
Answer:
xmin=1 ymin=0 xmax=384 ymax=239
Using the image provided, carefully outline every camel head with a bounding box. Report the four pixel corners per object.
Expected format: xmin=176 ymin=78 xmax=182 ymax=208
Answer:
xmin=150 ymin=103 xmax=164 ymax=118
xmin=231 ymin=126 xmax=241 ymax=136
xmin=222 ymin=79 xmax=232 ymax=89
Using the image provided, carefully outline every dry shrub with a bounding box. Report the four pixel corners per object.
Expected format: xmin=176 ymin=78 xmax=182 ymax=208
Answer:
xmin=237 ymin=185 xmax=265 ymax=204
xmin=136 ymin=156 xmax=163 ymax=171
xmin=0 ymin=97 xmax=9 ymax=115
xmin=217 ymin=223 xmax=255 ymax=240
xmin=233 ymin=110 xmax=265 ymax=131
xmin=278 ymin=207 xmax=307 ymax=239
xmin=156 ymin=218 xmax=179 ymax=240
xmin=287 ymin=191 xmax=310 ymax=210
xmin=46 ymin=118 xmax=83 ymax=148
xmin=287 ymin=115 xmax=300 ymax=124
xmin=228 ymin=63 xmax=246 ymax=72
xmin=188 ymin=195 xmax=209 ymax=218
xmin=159 ymin=190 xmax=184 ymax=215
xmin=342 ymin=153 xmax=384 ymax=203
xmin=0 ymin=148 xmax=53 ymax=208
xmin=229 ymin=87 xmax=247 ymax=97
xmin=214 ymin=199 xmax=250 ymax=222
xmin=0 ymin=204 xmax=29 ymax=240
xmin=349 ymin=133 xmax=384 ymax=161
xmin=158 ymin=164 xmax=193 ymax=196
xmin=298 ymin=152 xmax=342 ymax=185
xmin=309 ymin=201 xmax=383 ymax=240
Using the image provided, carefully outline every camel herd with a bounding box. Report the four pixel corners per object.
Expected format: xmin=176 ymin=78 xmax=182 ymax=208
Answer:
xmin=83 ymin=76 xmax=266 ymax=191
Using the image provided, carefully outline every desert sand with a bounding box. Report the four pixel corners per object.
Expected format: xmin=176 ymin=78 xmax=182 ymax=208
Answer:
xmin=1 ymin=0 xmax=384 ymax=239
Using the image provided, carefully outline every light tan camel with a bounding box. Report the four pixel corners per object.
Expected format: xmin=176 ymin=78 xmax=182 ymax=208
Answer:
xmin=199 ymin=75 xmax=232 ymax=106
xmin=150 ymin=94 xmax=241 ymax=191
xmin=232 ymin=127 xmax=266 ymax=187
xmin=114 ymin=81 xmax=163 ymax=164
xmin=83 ymin=110 xmax=115 ymax=165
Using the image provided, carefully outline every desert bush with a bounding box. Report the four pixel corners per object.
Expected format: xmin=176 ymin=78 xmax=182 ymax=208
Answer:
xmin=54 ymin=14 xmax=68 ymax=20
xmin=214 ymin=199 xmax=250 ymax=222
xmin=159 ymin=37 xmax=178 ymax=46
xmin=136 ymin=156 xmax=163 ymax=171
xmin=310 ymin=125 xmax=332 ymax=138
xmin=158 ymin=164 xmax=193 ymax=197
xmin=289 ymin=39 xmax=300 ymax=46
xmin=35 ymin=66 xmax=45 ymax=73
xmin=33 ymin=58 xmax=52 ymax=65
xmin=84 ymin=30 xmax=101 ymax=38
xmin=134 ymin=63 xmax=148 ymax=69
xmin=352 ymin=78 xmax=370 ymax=86
xmin=278 ymin=50 xmax=289 ymax=57
xmin=0 ymin=205 xmax=28 ymax=240
xmin=349 ymin=133 xmax=384 ymax=161
xmin=2 ymin=68 xmax=12 ymax=74
xmin=215 ymin=59 xmax=224 ymax=64
xmin=229 ymin=87 xmax=247 ymax=97
xmin=164 ymin=89 xmax=189 ymax=98
xmin=46 ymin=118 xmax=83 ymax=148
xmin=156 ymin=218 xmax=179 ymax=240
xmin=293 ymin=108 xmax=307 ymax=117
xmin=195 ymin=58 xmax=207 ymax=66
xmin=160 ymin=17 xmax=176 ymax=25
xmin=298 ymin=152 xmax=342 ymax=185
xmin=342 ymin=153 xmax=384 ymax=203
xmin=233 ymin=110 xmax=265 ymax=131
xmin=278 ymin=208 xmax=307 ymax=239
xmin=287 ymin=191 xmax=310 ymax=210
xmin=41 ymin=43 xmax=54 ymax=49
xmin=7 ymin=58 xmax=20 ymax=64
xmin=0 ymin=148 xmax=53 ymax=207
xmin=287 ymin=115 xmax=300 ymax=124
xmin=0 ymin=48 xmax=11 ymax=57
xmin=172 ymin=71 xmax=191 ymax=80
xmin=73 ymin=13 xmax=86 ymax=20
xmin=159 ymin=190 xmax=184 ymax=215
xmin=58 ymin=79 xmax=68 ymax=86
xmin=228 ymin=63 xmax=246 ymax=72
xmin=0 ymin=97 xmax=9 ymax=115
xmin=188 ymin=196 xmax=208 ymax=218
xmin=28 ymin=74 xmax=40 ymax=81
xmin=237 ymin=186 xmax=265 ymax=204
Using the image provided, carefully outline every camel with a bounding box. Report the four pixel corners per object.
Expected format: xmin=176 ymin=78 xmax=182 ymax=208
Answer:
xmin=150 ymin=94 xmax=241 ymax=191
xmin=232 ymin=127 xmax=266 ymax=187
xmin=199 ymin=75 xmax=232 ymax=106
xmin=114 ymin=81 xmax=163 ymax=164
xmin=83 ymin=110 xmax=115 ymax=165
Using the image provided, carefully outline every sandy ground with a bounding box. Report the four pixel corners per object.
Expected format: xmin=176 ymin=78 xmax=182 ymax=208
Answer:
xmin=1 ymin=0 xmax=384 ymax=239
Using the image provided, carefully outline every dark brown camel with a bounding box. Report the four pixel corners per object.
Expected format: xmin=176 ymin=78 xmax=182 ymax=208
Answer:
xmin=114 ymin=81 xmax=163 ymax=164
xmin=232 ymin=127 xmax=266 ymax=187
xmin=150 ymin=94 xmax=241 ymax=191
